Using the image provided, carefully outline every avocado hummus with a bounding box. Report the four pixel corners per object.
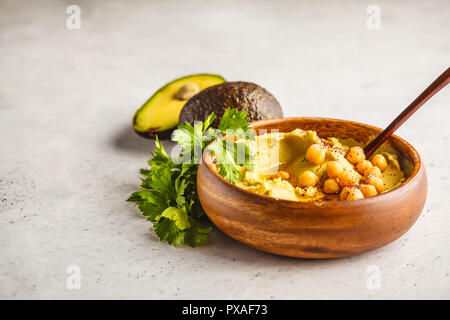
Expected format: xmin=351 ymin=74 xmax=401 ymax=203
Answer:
xmin=235 ymin=129 xmax=405 ymax=202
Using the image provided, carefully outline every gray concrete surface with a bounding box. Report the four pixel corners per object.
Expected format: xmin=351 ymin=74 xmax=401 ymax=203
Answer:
xmin=1 ymin=0 xmax=449 ymax=299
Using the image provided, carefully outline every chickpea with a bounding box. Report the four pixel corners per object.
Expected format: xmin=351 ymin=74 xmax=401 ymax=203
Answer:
xmin=346 ymin=146 xmax=366 ymax=165
xmin=360 ymin=184 xmax=377 ymax=198
xmin=364 ymin=166 xmax=382 ymax=178
xmin=339 ymin=186 xmax=353 ymax=200
xmin=346 ymin=188 xmax=365 ymax=201
xmin=371 ymin=154 xmax=388 ymax=172
xmin=306 ymin=144 xmax=326 ymax=165
xmin=356 ymin=160 xmax=372 ymax=175
xmin=224 ymin=135 xmax=238 ymax=142
xmin=323 ymin=178 xmax=340 ymax=194
xmin=273 ymin=170 xmax=290 ymax=180
xmin=366 ymin=175 xmax=385 ymax=193
xmin=326 ymin=161 xmax=344 ymax=179
xmin=338 ymin=169 xmax=360 ymax=187
xmin=298 ymin=171 xmax=319 ymax=188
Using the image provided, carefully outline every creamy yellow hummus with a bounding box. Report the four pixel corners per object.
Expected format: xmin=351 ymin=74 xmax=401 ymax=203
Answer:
xmin=235 ymin=129 xmax=405 ymax=202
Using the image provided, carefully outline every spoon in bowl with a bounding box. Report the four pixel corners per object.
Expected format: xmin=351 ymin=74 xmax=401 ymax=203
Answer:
xmin=364 ymin=67 xmax=450 ymax=158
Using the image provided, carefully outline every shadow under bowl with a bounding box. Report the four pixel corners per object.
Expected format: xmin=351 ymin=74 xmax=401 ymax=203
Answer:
xmin=197 ymin=117 xmax=427 ymax=259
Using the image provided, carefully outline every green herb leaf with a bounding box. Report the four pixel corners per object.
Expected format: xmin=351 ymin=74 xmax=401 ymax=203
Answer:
xmin=218 ymin=108 xmax=251 ymax=133
xmin=128 ymin=108 xmax=254 ymax=247
xmin=207 ymin=139 xmax=242 ymax=184
xmin=154 ymin=218 xmax=184 ymax=247
xmin=147 ymin=136 xmax=174 ymax=170
xmin=203 ymin=112 xmax=217 ymax=134
xmin=161 ymin=206 xmax=191 ymax=230
xmin=184 ymin=218 xmax=211 ymax=247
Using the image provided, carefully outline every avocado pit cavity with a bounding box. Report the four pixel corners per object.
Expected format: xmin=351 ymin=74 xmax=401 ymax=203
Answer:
xmin=175 ymin=82 xmax=200 ymax=100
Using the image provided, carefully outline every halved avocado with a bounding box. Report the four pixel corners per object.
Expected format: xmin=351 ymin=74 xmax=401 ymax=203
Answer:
xmin=133 ymin=74 xmax=226 ymax=139
xmin=179 ymin=81 xmax=283 ymax=127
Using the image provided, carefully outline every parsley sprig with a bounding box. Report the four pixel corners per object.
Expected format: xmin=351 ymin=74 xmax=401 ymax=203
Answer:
xmin=127 ymin=108 xmax=255 ymax=247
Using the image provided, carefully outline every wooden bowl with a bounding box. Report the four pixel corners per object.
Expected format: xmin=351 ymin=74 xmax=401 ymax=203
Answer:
xmin=197 ymin=117 xmax=427 ymax=259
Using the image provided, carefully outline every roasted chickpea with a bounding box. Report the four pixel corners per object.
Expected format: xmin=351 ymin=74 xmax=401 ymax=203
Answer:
xmin=298 ymin=171 xmax=319 ymax=188
xmin=339 ymin=186 xmax=353 ymax=200
xmin=356 ymin=160 xmax=372 ymax=175
xmin=366 ymin=175 xmax=385 ymax=193
xmin=273 ymin=170 xmax=290 ymax=180
xmin=338 ymin=169 xmax=360 ymax=187
xmin=326 ymin=161 xmax=344 ymax=179
xmin=306 ymin=144 xmax=326 ymax=165
xmin=364 ymin=166 xmax=382 ymax=178
xmin=346 ymin=188 xmax=365 ymax=201
xmin=360 ymin=184 xmax=377 ymax=198
xmin=323 ymin=178 xmax=340 ymax=194
xmin=346 ymin=146 xmax=366 ymax=165
xmin=371 ymin=154 xmax=388 ymax=171
xmin=224 ymin=135 xmax=238 ymax=142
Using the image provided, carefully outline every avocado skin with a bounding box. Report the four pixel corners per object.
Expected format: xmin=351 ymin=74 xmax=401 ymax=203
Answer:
xmin=132 ymin=112 xmax=175 ymax=139
xmin=178 ymin=81 xmax=283 ymax=127
xmin=132 ymin=127 xmax=173 ymax=140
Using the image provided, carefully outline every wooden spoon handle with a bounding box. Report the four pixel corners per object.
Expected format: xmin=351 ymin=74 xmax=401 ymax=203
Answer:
xmin=364 ymin=67 xmax=450 ymax=158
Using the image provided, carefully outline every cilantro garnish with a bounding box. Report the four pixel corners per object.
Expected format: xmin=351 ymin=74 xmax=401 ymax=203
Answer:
xmin=127 ymin=108 xmax=255 ymax=247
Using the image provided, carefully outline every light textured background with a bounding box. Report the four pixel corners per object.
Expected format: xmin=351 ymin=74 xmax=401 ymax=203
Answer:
xmin=1 ymin=0 xmax=449 ymax=299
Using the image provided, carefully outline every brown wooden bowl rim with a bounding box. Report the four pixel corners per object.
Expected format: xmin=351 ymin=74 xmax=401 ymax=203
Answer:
xmin=202 ymin=117 xmax=422 ymax=209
